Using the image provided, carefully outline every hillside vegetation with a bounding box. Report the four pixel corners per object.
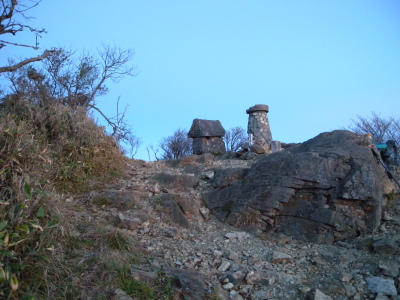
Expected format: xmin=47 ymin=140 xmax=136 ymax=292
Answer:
xmin=0 ymin=94 xmax=132 ymax=299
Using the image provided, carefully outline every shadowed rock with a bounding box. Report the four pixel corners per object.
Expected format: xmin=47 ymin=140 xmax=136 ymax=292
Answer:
xmin=203 ymin=130 xmax=397 ymax=243
xmin=150 ymin=172 xmax=198 ymax=192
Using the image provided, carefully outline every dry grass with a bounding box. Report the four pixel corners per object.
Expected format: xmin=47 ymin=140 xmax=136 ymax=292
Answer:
xmin=0 ymin=96 xmax=129 ymax=299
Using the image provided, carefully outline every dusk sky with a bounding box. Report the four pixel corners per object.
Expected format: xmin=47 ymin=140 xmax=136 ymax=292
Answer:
xmin=1 ymin=1 xmax=400 ymax=160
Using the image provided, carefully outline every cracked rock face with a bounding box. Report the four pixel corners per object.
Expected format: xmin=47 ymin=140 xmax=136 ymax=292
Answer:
xmin=203 ymin=130 xmax=396 ymax=243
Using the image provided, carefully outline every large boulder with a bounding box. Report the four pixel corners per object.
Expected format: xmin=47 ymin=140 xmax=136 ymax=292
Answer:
xmin=203 ymin=130 xmax=397 ymax=243
xmin=150 ymin=172 xmax=198 ymax=192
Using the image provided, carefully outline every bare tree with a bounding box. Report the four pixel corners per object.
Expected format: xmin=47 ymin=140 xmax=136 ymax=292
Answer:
xmin=348 ymin=112 xmax=398 ymax=144
xmin=348 ymin=112 xmax=400 ymax=164
xmin=0 ymin=0 xmax=55 ymax=73
xmin=0 ymin=2 xmax=141 ymax=156
xmin=224 ymin=126 xmax=248 ymax=151
xmin=2 ymin=46 xmax=141 ymax=155
xmin=125 ymin=134 xmax=142 ymax=158
xmin=158 ymin=128 xmax=192 ymax=160
xmin=42 ymin=46 xmax=136 ymax=105
xmin=3 ymin=46 xmax=136 ymax=132
xmin=146 ymin=145 xmax=159 ymax=161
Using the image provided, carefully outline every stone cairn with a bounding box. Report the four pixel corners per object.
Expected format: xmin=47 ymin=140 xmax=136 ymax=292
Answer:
xmin=246 ymin=104 xmax=281 ymax=154
xmin=233 ymin=104 xmax=282 ymax=159
xmin=188 ymin=119 xmax=226 ymax=155
xmin=246 ymin=104 xmax=272 ymax=151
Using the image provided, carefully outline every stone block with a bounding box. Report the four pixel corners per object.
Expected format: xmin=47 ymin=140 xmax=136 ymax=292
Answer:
xmin=270 ymin=140 xmax=281 ymax=152
xmin=366 ymin=277 xmax=397 ymax=296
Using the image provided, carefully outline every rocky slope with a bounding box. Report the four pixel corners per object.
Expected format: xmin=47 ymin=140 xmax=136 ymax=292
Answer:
xmin=65 ymin=138 xmax=400 ymax=300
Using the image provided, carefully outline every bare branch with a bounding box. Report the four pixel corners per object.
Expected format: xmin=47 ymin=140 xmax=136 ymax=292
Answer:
xmin=0 ymin=49 xmax=54 ymax=73
xmin=87 ymin=103 xmax=118 ymax=132
xmin=0 ymin=0 xmax=46 ymax=51
xmin=126 ymin=134 xmax=142 ymax=158
xmin=89 ymin=44 xmax=136 ymax=102
xmin=0 ymin=0 xmax=17 ymax=24
xmin=0 ymin=39 xmax=38 ymax=49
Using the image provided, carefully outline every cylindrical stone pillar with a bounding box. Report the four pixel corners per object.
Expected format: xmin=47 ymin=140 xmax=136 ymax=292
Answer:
xmin=246 ymin=104 xmax=272 ymax=150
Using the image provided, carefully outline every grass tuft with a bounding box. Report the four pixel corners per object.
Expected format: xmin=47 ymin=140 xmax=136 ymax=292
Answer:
xmin=103 ymin=227 xmax=132 ymax=251
xmin=0 ymin=96 xmax=128 ymax=298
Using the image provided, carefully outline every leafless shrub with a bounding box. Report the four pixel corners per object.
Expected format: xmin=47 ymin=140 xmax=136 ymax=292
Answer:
xmin=158 ymin=128 xmax=192 ymax=160
xmin=348 ymin=112 xmax=400 ymax=145
xmin=224 ymin=126 xmax=248 ymax=151
xmin=2 ymin=45 xmax=141 ymax=153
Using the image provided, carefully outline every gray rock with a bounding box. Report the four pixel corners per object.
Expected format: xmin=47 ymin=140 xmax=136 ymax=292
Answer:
xmin=203 ymin=130 xmax=396 ymax=243
xmin=166 ymin=268 xmax=205 ymax=300
xmin=149 ymin=183 xmax=160 ymax=194
xmin=199 ymin=207 xmax=210 ymax=220
xmin=379 ymin=260 xmax=399 ymax=277
xmin=244 ymin=151 xmax=258 ymax=160
xmin=222 ymin=282 xmax=233 ymax=290
xmin=150 ymin=172 xmax=198 ymax=192
xmin=344 ymin=284 xmax=357 ymax=297
xmin=164 ymin=227 xmax=181 ymax=239
xmin=299 ymin=285 xmax=312 ymax=293
xmin=112 ymin=288 xmax=135 ymax=300
xmin=212 ymin=168 xmax=250 ymax=189
xmin=218 ymin=260 xmax=231 ymax=272
xmin=166 ymin=153 xmax=214 ymax=168
xmin=188 ymin=119 xmax=225 ymax=138
xmin=271 ymin=250 xmax=292 ymax=264
xmin=375 ymin=293 xmax=391 ymax=300
xmin=192 ymin=137 xmax=226 ymax=155
xmin=340 ymin=272 xmax=353 ymax=282
xmin=366 ymin=277 xmax=397 ymax=296
xmin=245 ymin=270 xmax=269 ymax=285
xmin=229 ymin=291 xmax=244 ymax=300
xmin=98 ymin=190 xmax=137 ymax=206
xmin=373 ymin=238 xmax=398 ymax=255
xmin=315 ymin=289 xmax=333 ymax=300
xmin=130 ymin=268 xmax=157 ymax=284
xmin=252 ymin=289 xmax=273 ymax=299
xmin=118 ymin=217 xmax=142 ymax=230
xmin=223 ymin=250 xmax=239 ymax=261
xmin=249 ymin=144 xmax=266 ymax=154
xmin=227 ymin=270 xmax=245 ymax=284
xmin=270 ymin=140 xmax=282 ymax=152
xmin=160 ymin=195 xmax=190 ymax=228
xmin=225 ymin=231 xmax=248 ymax=240
xmin=201 ymin=171 xmax=215 ymax=180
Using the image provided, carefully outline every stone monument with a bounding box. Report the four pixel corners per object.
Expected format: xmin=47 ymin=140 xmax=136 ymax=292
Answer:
xmin=246 ymin=104 xmax=273 ymax=151
xmin=188 ymin=119 xmax=226 ymax=155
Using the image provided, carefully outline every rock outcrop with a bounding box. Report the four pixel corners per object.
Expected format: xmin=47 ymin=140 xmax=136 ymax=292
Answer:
xmin=203 ymin=130 xmax=397 ymax=243
xmin=68 ymin=146 xmax=400 ymax=300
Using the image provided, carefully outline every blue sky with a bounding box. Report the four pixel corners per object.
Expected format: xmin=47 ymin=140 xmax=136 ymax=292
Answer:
xmin=1 ymin=1 xmax=400 ymax=160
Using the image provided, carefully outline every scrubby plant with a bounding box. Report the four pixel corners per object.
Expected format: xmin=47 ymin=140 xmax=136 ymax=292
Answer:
xmin=118 ymin=272 xmax=157 ymax=300
xmin=0 ymin=93 xmax=128 ymax=298
xmin=116 ymin=269 xmax=175 ymax=300
xmin=103 ymin=227 xmax=132 ymax=251
xmin=92 ymin=196 xmax=112 ymax=206
xmin=240 ymin=208 xmax=261 ymax=226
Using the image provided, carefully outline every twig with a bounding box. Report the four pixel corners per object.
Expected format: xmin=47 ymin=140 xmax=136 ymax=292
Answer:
xmin=0 ymin=39 xmax=38 ymax=49
xmin=0 ymin=49 xmax=55 ymax=73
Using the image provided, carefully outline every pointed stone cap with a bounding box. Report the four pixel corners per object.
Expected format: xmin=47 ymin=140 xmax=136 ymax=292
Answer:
xmin=246 ymin=104 xmax=269 ymax=114
xmin=188 ymin=119 xmax=226 ymax=138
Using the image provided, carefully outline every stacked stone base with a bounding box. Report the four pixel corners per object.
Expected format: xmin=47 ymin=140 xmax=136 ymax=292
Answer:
xmin=192 ymin=137 xmax=225 ymax=155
